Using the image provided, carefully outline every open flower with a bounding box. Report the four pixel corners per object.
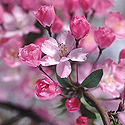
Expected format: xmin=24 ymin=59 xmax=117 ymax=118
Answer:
xmin=35 ymin=78 xmax=61 ymax=100
xmin=41 ymin=30 xmax=88 ymax=78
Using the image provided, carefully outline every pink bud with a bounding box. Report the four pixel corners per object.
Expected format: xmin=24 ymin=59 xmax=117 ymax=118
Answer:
xmin=65 ymin=98 xmax=81 ymax=112
xmin=35 ymin=78 xmax=61 ymax=100
xmin=79 ymin=0 xmax=94 ymax=13
xmin=65 ymin=0 xmax=79 ymax=14
xmin=34 ymin=36 xmax=46 ymax=47
xmin=33 ymin=5 xmax=56 ymax=27
xmin=76 ymin=116 xmax=88 ymax=125
xmin=119 ymin=49 xmax=125 ymax=61
xmin=70 ymin=16 xmax=91 ymax=39
xmin=51 ymin=16 xmax=63 ymax=34
xmin=21 ymin=0 xmax=36 ymax=10
xmin=19 ymin=43 xmax=42 ymax=67
xmin=94 ymin=27 xmax=115 ymax=49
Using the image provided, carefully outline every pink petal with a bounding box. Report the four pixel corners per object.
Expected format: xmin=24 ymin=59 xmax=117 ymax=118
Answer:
xmin=68 ymin=48 xmax=88 ymax=62
xmin=40 ymin=55 xmax=60 ymax=66
xmin=58 ymin=30 xmax=76 ymax=52
xmin=56 ymin=61 xmax=71 ymax=78
xmin=41 ymin=37 xmax=58 ymax=56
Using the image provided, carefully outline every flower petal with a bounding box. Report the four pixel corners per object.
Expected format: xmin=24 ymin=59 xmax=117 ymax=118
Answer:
xmin=68 ymin=48 xmax=88 ymax=62
xmin=58 ymin=30 xmax=76 ymax=52
xmin=41 ymin=37 xmax=58 ymax=56
xmin=40 ymin=55 xmax=60 ymax=66
xmin=56 ymin=61 xmax=71 ymax=78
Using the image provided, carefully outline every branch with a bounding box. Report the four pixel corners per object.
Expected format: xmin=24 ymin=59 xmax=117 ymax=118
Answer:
xmin=0 ymin=101 xmax=54 ymax=125
xmin=83 ymin=90 xmax=111 ymax=125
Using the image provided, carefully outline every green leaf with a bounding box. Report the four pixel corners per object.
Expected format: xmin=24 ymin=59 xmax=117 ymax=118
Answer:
xmin=81 ymin=69 xmax=103 ymax=88
xmin=80 ymin=103 xmax=96 ymax=119
xmin=56 ymin=73 xmax=72 ymax=88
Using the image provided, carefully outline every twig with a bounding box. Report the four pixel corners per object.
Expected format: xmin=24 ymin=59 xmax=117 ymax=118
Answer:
xmin=83 ymin=90 xmax=111 ymax=125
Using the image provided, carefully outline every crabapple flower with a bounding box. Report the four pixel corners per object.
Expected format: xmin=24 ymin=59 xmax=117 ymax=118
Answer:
xmin=35 ymin=78 xmax=61 ymax=100
xmin=94 ymin=27 xmax=115 ymax=49
xmin=104 ymin=11 xmax=125 ymax=39
xmin=112 ymin=59 xmax=125 ymax=83
xmin=92 ymin=0 xmax=114 ymax=18
xmin=19 ymin=43 xmax=42 ymax=67
xmin=33 ymin=5 xmax=56 ymax=27
xmin=3 ymin=6 xmax=40 ymax=37
xmin=65 ymin=98 xmax=81 ymax=112
xmin=76 ymin=116 xmax=88 ymax=125
xmin=79 ymin=0 xmax=94 ymax=13
xmin=51 ymin=16 xmax=63 ymax=34
xmin=41 ymin=31 xmax=88 ymax=78
xmin=96 ymin=59 xmax=123 ymax=97
xmin=0 ymin=38 xmax=22 ymax=67
xmin=70 ymin=16 xmax=91 ymax=39
xmin=65 ymin=0 xmax=79 ymax=14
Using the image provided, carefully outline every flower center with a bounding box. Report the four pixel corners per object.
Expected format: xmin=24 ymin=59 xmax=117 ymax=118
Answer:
xmin=57 ymin=43 xmax=68 ymax=57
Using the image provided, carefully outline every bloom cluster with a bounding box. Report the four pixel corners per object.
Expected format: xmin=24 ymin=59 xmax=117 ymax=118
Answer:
xmin=0 ymin=0 xmax=125 ymax=125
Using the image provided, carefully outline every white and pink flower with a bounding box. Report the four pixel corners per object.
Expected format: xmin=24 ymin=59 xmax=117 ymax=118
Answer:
xmin=41 ymin=31 xmax=88 ymax=78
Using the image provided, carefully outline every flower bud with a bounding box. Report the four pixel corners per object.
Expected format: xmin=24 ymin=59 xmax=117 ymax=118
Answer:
xmin=70 ymin=15 xmax=91 ymax=39
xmin=35 ymin=78 xmax=61 ymax=100
xmin=79 ymin=0 xmax=94 ymax=13
xmin=65 ymin=98 xmax=81 ymax=112
xmin=76 ymin=116 xmax=88 ymax=125
xmin=33 ymin=5 xmax=56 ymax=27
xmin=19 ymin=43 xmax=42 ymax=67
xmin=94 ymin=27 xmax=115 ymax=49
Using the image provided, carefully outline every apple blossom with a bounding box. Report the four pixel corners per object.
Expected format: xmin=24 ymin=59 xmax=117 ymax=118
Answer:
xmin=70 ymin=16 xmax=91 ymax=39
xmin=19 ymin=43 xmax=42 ymax=67
xmin=51 ymin=16 xmax=63 ymax=34
xmin=94 ymin=27 xmax=115 ymax=49
xmin=104 ymin=11 xmax=125 ymax=39
xmin=41 ymin=30 xmax=88 ymax=78
xmin=65 ymin=98 xmax=81 ymax=112
xmin=96 ymin=59 xmax=123 ymax=97
xmin=35 ymin=78 xmax=61 ymax=100
xmin=79 ymin=0 xmax=94 ymax=13
xmin=3 ymin=6 xmax=40 ymax=37
xmin=0 ymin=38 xmax=22 ymax=67
xmin=92 ymin=0 xmax=114 ymax=17
xmin=33 ymin=5 xmax=56 ymax=28
xmin=76 ymin=116 xmax=88 ymax=125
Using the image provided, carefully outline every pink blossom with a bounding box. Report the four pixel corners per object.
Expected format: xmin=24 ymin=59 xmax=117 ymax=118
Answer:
xmin=65 ymin=98 xmax=81 ymax=112
xmin=120 ymin=89 xmax=125 ymax=100
xmin=94 ymin=27 xmax=115 ymax=49
xmin=33 ymin=5 xmax=56 ymax=27
xmin=21 ymin=0 xmax=36 ymax=10
xmin=104 ymin=11 xmax=125 ymax=39
xmin=79 ymin=27 xmax=98 ymax=53
xmin=51 ymin=16 xmax=63 ymax=34
xmin=119 ymin=49 xmax=125 ymax=62
xmin=70 ymin=16 xmax=91 ymax=39
xmin=92 ymin=0 xmax=114 ymax=18
xmin=64 ymin=0 xmax=79 ymax=14
xmin=96 ymin=59 xmax=123 ymax=97
xmin=0 ymin=5 xmax=4 ymax=24
xmin=0 ymin=38 xmax=22 ymax=68
xmin=76 ymin=116 xmax=88 ymax=125
xmin=35 ymin=78 xmax=61 ymax=100
xmin=19 ymin=43 xmax=42 ymax=67
xmin=112 ymin=59 xmax=125 ymax=83
xmin=117 ymin=112 xmax=125 ymax=124
xmin=79 ymin=0 xmax=94 ymax=13
xmin=3 ymin=6 xmax=40 ymax=37
xmin=41 ymin=30 xmax=88 ymax=78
